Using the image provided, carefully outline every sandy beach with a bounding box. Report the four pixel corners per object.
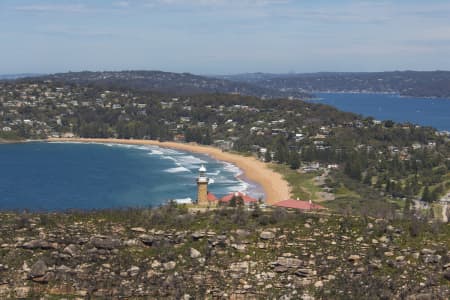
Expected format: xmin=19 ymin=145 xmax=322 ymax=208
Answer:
xmin=47 ymin=138 xmax=291 ymax=204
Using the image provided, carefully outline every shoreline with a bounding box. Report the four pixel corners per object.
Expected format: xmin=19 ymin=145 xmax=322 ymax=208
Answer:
xmin=0 ymin=138 xmax=28 ymax=144
xmin=47 ymin=138 xmax=291 ymax=204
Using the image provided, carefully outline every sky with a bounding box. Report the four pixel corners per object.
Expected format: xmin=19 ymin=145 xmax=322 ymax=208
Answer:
xmin=1 ymin=0 xmax=450 ymax=75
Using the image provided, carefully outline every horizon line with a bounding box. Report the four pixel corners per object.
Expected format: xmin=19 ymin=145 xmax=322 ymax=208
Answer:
xmin=3 ymin=69 xmax=450 ymax=78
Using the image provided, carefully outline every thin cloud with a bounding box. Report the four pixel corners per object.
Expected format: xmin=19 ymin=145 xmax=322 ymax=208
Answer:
xmin=144 ymin=0 xmax=290 ymax=8
xmin=36 ymin=26 xmax=120 ymax=38
xmin=15 ymin=4 xmax=90 ymax=13
xmin=114 ymin=1 xmax=130 ymax=8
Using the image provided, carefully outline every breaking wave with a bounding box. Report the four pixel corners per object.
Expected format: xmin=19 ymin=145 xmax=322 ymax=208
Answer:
xmin=164 ymin=167 xmax=190 ymax=173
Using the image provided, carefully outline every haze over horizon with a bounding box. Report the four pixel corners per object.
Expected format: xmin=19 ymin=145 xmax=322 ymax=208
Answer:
xmin=2 ymin=0 xmax=450 ymax=74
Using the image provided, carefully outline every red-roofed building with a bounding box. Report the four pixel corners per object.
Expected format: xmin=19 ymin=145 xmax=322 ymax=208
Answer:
xmin=272 ymin=199 xmax=325 ymax=211
xmin=220 ymin=192 xmax=258 ymax=205
xmin=207 ymin=192 xmax=219 ymax=202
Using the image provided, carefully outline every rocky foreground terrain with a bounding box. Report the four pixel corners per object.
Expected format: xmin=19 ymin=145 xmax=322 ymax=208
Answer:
xmin=0 ymin=205 xmax=448 ymax=299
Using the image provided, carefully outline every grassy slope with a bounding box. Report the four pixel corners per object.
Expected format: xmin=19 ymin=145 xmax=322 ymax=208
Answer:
xmin=270 ymin=164 xmax=322 ymax=201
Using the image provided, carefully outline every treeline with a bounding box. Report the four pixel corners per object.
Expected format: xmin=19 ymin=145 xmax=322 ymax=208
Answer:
xmin=31 ymin=70 xmax=311 ymax=99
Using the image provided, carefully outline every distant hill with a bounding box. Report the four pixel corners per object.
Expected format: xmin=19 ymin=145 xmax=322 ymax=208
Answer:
xmin=216 ymin=71 xmax=450 ymax=98
xmin=29 ymin=71 xmax=310 ymax=99
xmin=0 ymin=73 xmax=44 ymax=80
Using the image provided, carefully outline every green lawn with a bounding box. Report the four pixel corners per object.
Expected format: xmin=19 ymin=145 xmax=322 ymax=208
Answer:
xmin=270 ymin=164 xmax=322 ymax=201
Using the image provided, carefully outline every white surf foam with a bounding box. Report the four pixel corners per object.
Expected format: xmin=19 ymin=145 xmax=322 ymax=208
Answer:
xmin=149 ymin=149 xmax=164 ymax=155
xmin=223 ymin=162 xmax=243 ymax=176
xmin=176 ymin=155 xmax=207 ymax=166
xmin=207 ymin=170 xmax=220 ymax=176
xmin=164 ymin=166 xmax=190 ymax=173
xmin=173 ymin=197 xmax=193 ymax=204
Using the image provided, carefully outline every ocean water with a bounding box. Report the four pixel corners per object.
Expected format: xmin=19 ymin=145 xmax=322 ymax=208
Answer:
xmin=0 ymin=142 xmax=262 ymax=211
xmin=310 ymin=93 xmax=450 ymax=131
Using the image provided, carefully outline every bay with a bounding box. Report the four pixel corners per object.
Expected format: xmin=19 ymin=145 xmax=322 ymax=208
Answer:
xmin=310 ymin=93 xmax=450 ymax=131
xmin=0 ymin=142 xmax=260 ymax=211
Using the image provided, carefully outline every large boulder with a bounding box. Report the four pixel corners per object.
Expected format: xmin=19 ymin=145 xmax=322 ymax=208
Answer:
xmin=22 ymin=240 xmax=57 ymax=250
xmin=259 ymin=231 xmax=275 ymax=240
xmin=191 ymin=231 xmax=206 ymax=240
xmin=14 ymin=287 xmax=31 ymax=299
xmin=163 ymin=261 xmax=177 ymax=271
xmin=91 ymin=236 xmax=121 ymax=250
xmin=128 ymin=266 xmax=140 ymax=277
xmin=272 ymin=257 xmax=303 ymax=269
xmin=63 ymin=244 xmax=78 ymax=257
xmin=235 ymin=229 xmax=251 ymax=238
xmin=406 ymin=293 xmax=434 ymax=300
xmin=443 ymin=269 xmax=450 ymax=281
xmin=229 ymin=261 xmax=250 ymax=273
xmin=420 ymin=248 xmax=436 ymax=255
xmin=29 ymin=259 xmax=48 ymax=281
xmin=190 ymin=248 xmax=201 ymax=259
xmin=138 ymin=234 xmax=154 ymax=246
xmin=348 ymin=255 xmax=361 ymax=262
xmin=295 ymin=268 xmax=315 ymax=278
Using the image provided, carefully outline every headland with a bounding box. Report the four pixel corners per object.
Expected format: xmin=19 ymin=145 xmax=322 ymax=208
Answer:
xmin=47 ymin=137 xmax=291 ymax=204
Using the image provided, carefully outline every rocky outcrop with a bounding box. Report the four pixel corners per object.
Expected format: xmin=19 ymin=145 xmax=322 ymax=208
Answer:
xmin=0 ymin=210 xmax=448 ymax=299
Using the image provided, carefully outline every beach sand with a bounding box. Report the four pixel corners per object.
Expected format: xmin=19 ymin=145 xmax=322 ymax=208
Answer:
xmin=47 ymin=138 xmax=291 ymax=204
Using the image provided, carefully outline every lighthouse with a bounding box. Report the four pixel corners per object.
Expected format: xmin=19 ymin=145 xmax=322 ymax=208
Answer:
xmin=196 ymin=165 xmax=209 ymax=205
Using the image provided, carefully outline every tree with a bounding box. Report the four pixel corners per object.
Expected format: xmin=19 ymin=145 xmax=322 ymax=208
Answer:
xmin=229 ymin=195 xmax=243 ymax=207
xmin=384 ymin=120 xmax=395 ymax=128
xmin=363 ymin=170 xmax=373 ymax=185
xmin=421 ymin=186 xmax=431 ymax=202
xmin=201 ymin=129 xmax=212 ymax=145
xmin=264 ymin=150 xmax=272 ymax=163
xmin=403 ymin=198 xmax=412 ymax=216
xmin=344 ymin=158 xmax=362 ymax=181
xmin=289 ymin=150 xmax=301 ymax=170
xmin=274 ymin=138 xmax=289 ymax=163
xmin=431 ymin=185 xmax=443 ymax=202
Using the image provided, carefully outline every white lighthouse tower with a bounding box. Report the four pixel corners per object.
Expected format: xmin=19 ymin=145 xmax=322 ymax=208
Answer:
xmin=197 ymin=165 xmax=209 ymax=205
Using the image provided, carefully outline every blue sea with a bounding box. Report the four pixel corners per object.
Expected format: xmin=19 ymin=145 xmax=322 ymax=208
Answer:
xmin=0 ymin=142 xmax=262 ymax=211
xmin=310 ymin=93 xmax=450 ymax=131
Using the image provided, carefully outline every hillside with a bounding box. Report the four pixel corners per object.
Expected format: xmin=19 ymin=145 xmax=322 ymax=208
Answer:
xmin=0 ymin=207 xmax=448 ymax=299
xmin=27 ymin=71 xmax=310 ymax=99
xmin=217 ymin=71 xmax=450 ymax=98
xmin=1 ymin=79 xmax=449 ymax=209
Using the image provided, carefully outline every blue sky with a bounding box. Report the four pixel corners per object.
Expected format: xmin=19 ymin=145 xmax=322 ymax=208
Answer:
xmin=1 ymin=0 xmax=450 ymax=74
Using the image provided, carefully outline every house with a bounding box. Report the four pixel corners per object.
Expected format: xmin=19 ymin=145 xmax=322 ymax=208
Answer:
xmin=411 ymin=143 xmax=422 ymax=150
xmin=62 ymin=132 xmax=75 ymax=138
xmin=272 ymin=199 xmax=325 ymax=211
xmin=259 ymin=148 xmax=268 ymax=155
xmin=207 ymin=192 xmax=219 ymax=202
xmin=295 ymin=133 xmax=304 ymax=142
xmin=214 ymin=140 xmax=234 ymax=151
xmin=173 ymin=134 xmax=186 ymax=142
xmin=220 ymin=192 xmax=258 ymax=205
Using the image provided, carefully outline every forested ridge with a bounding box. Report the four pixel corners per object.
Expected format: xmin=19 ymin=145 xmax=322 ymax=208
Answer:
xmin=218 ymin=71 xmax=450 ymax=98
